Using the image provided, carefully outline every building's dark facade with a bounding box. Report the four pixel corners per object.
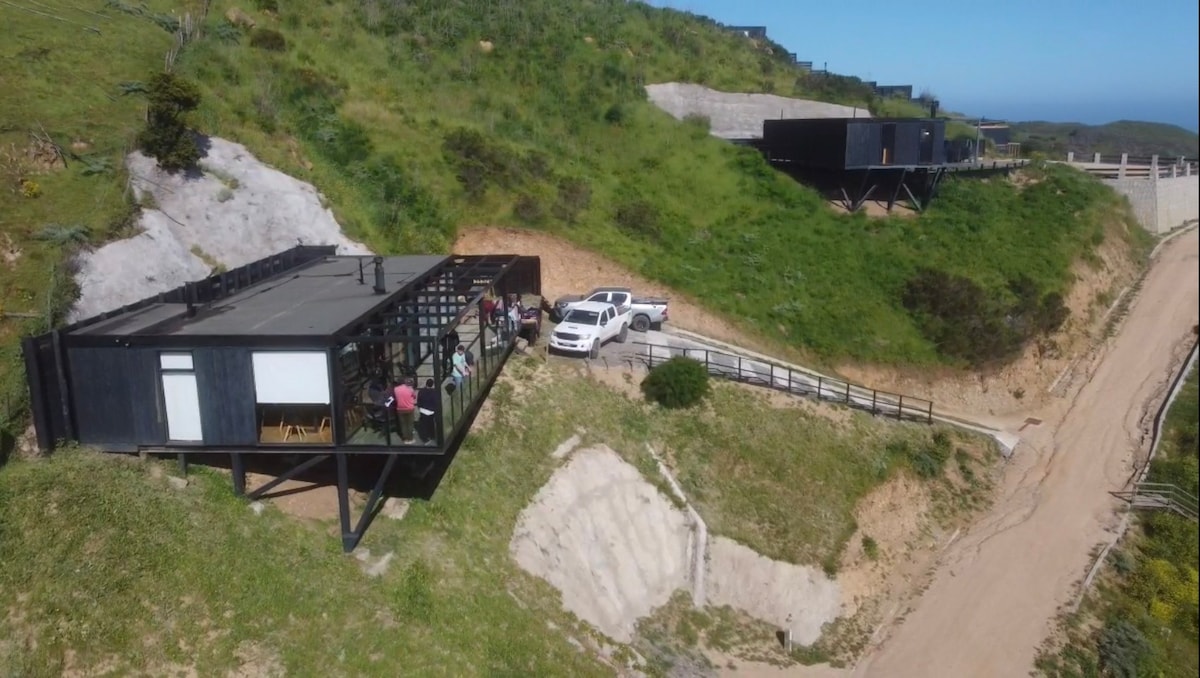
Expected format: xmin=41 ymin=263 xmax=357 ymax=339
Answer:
xmin=22 ymin=246 xmax=541 ymax=550
xmin=761 ymin=117 xmax=946 ymax=169
xmin=24 ymin=246 xmax=539 ymax=456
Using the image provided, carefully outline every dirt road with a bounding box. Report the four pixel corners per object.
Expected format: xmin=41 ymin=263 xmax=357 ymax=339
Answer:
xmin=853 ymin=227 xmax=1199 ymax=677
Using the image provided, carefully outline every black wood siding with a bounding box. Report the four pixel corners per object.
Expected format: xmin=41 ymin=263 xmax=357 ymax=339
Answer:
xmin=762 ymin=119 xmax=849 ymax=169
xmin=194 ymin=348 xmax=258 ymax=446
xmin=67 ymin=347 xmax=163 ymax=446
xmin=764 ymin=119 xmax=948 ymax=169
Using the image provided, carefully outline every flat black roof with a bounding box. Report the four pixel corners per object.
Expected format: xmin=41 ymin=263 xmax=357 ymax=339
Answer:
xmin=75 ymin=255 xmax=449 ymax=338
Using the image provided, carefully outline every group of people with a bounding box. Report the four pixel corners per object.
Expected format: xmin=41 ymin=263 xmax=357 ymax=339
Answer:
xmin=389 ymin=377 xmax=441 ymax=445
xmin=482 ymin=293 xmax=524 ymax=339
xmin=387 ymin=341 xmax=477 ymax=445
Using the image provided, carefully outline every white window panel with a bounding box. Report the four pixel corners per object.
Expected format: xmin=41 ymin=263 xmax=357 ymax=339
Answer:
xmin=252 ymin=351 xmax=331 ymax=404
xmin=160 ymin=353 xmax=194 ymax=370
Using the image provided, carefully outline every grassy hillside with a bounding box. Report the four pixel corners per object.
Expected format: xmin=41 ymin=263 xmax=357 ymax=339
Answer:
xmin=1037 ymin=363 xmax=1199 ymax=678
xmin=1013 ymin=120 xmax=1200 ymax=159
xmin=0 ymin=358 xmax=987 ymax=674
xmin=0 ymin=0 xmax=1148 ymax=447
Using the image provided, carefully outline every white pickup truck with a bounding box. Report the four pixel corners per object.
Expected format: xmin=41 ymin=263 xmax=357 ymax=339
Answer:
xmin=548 ymin=301 xmax=631 ymax=359
xmin=551 ymin=286 xmax=669 ymax=332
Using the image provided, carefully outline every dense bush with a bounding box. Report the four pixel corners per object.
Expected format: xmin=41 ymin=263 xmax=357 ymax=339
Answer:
xmin=441 ymin=127 xmax=534 ymax=200
xmin=641 ymin=357 xmax=711 ymax=409
xmin=901 ymin=268 xmax=1069 ymax=367
xmin=552 ymin=177 xmax=591 ymax=224
xmin=885 ymin=432 xmax=953 ymax=479
xmin=249 ymin=28 xmax=288 ymax=52
xmin=136 ymin=71 xmax=202 ymax=172
xmin=1097 ymin=619 xmax=1151 ymax=678
xmin=614 ymin=198 xmax=661 ymax=240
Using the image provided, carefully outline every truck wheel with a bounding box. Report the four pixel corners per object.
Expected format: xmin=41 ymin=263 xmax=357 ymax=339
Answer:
xmin=616 ymin=324 xmax=629 ymax=343
xmin=632 ymin=314 xmax=651 ymax=332
xmin=589 ymin=340 xmax=600 ymax=360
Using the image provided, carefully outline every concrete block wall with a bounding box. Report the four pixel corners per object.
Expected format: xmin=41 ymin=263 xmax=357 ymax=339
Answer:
xmin=1103 ymin=174 xmax=1199 ymax=234
xmin=1155 ymin=175 xmax=1200 ymax=233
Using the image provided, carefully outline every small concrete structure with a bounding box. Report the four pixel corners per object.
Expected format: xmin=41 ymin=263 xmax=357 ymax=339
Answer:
xmin=644 ymin=82 xmax=869 ymax=140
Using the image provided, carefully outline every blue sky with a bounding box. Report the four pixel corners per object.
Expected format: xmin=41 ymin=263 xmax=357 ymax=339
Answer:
xmin=648 ymin=0 xmax=1200 ymax=131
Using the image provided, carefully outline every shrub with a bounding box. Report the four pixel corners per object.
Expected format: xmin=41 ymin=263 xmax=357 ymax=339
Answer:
xmin=900 ymin=268 xmax=1068 ymax=367
xmin=614 ymin=198 xmax=661 ymax=240
xmin=1096 ymin=619 xmax=1150 ymax=678
xmin=136 ymin=71 xmax=202 ymax=172
xmin=886 ymin=433 xmax=952 ymax=479
xmin=552 ymin=177 xmax=591 ymax=224
xmin=603 ymin=103 xmax=627 ymax=125
xmin=640 ymin=356 xmax=711 ymax=409
xmin=682 ymin=112 xmax=710 ymax=131
xmin=862 ymin=535 xmax=879 ymax=561
xmin=250 ymin=28 xmax=288 ymax=52
xmin=254 ymin=0 xmax=279 ymax=11
xmin=441 ymin=127 xmax=525 ymax=200
xmin=513 ymin=194 xmax=545 ymax=224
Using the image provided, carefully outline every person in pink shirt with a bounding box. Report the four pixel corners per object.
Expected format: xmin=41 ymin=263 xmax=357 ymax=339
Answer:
xmin=393 ymin=377 xmax=417 ymax=444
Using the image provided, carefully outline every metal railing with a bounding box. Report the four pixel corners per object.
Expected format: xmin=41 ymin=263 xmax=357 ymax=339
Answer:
xmin=1111 ymin=482 xmax=1199 ymax=522
xmin=634 ymin=342 xmax=934 ymax=424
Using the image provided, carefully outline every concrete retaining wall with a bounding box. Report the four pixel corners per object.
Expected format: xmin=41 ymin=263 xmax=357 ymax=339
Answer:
xmin=644 ymin=82 xmax=869 ymax=139
xmin=1156 ymin=175 xmax=1200 ymax=233
xmin=1102 ymin=174 xmax=1199 ymax=234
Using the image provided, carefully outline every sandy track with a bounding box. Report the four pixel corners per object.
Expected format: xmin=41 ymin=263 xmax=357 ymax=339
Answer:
xmin=854 ymin=227 xmax=1199 ymax=677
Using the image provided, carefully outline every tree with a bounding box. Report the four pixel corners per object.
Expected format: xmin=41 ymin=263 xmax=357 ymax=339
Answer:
xmin=137 ymin=72 xmax=202 ymax=172
xmin=641 ymin=356 xmax=711 ymax=409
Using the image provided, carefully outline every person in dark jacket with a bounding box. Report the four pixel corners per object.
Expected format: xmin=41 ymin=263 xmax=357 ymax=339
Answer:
xmin=416 ymin=378 xmax=441 ymax=444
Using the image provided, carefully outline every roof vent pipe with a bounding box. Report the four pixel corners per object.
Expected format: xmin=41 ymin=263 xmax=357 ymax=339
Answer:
xmin=372 ymin=256 xmax=386 ymax=295
xmin=185 ymin=282 xmax=197 ymax=318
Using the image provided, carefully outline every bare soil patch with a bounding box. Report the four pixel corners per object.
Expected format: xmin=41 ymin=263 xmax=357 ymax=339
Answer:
xmin=242 ymin=472 xmax=341 ymax=522
xmin=453 ymin=226 xmax=786 ymax=356
xmin=826 ymin=201 xmax=918 ymax=219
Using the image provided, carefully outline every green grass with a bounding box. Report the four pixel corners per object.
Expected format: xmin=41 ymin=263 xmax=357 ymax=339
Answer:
xmin=0 ymin=1 xmax=1147 ymax=449
xmin=0 ymin=356 xmax=998 ymax=674
xmin=1036 ymin=364 xmax=1199 ymax=678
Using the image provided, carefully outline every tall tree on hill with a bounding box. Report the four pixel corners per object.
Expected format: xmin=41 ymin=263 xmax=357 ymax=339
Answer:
xmin=137 ymin=72 xmax=202 ymax=172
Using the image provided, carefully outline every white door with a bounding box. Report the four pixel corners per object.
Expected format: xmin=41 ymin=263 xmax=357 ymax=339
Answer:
xmin=162 ymin=373 xmax=203 ymax=442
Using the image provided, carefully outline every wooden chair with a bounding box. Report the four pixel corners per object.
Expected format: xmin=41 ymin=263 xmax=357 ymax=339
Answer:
xmin=278 ymin=409 xmax=305 ymax=442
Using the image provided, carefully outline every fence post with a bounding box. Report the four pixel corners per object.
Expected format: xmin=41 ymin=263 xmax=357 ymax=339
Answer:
xmin=737 ymin=355 xmax=743 ymax=381
xmin=927 ymin=401 xmax=933 ymax=425
xmin=845 ymin=381 xmax=851 ymax=404
xmin=769 ymin=364 xmax=775 ymax=388
xmin=817 ymin=376 xmax=823 ymax=399
xmin=897 ymin=395 xmax=904 ymax=421
xmin=871 ymin=390 xmax=878 ymax=415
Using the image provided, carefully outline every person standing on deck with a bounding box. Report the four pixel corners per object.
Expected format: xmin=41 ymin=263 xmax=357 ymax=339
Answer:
xmin=393 ymin=377 xmax=417 ymax=444
xmin=416 ymin=378 xmax=440 ymax=444
xmin=451 ymin=344 xmax=471 ymax=392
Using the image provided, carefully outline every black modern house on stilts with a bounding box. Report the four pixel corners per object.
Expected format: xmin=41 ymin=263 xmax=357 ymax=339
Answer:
xmin=21 ymin=246 xmax=541 ymax=551
xmin=757 ymin=117 xmax=949 ymax=212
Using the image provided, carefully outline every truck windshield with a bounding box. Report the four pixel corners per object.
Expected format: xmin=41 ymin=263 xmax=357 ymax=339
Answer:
xmin=563 ymin=309 xmax=601 ymax=325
